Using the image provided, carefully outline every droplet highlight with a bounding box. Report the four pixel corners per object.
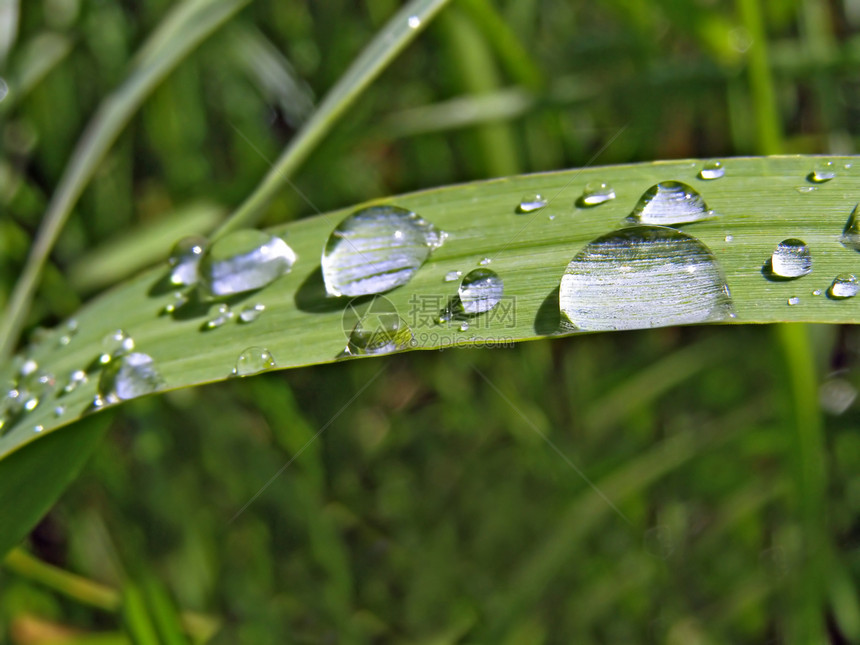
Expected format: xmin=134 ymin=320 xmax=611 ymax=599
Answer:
xmin=238 ymin=303 xmax=266 ymax=323
xmin=199 ymin=230 xmax=296 ymax=297
xmin=322 ymin=205 xmax=444 ymax=297
xmin=560 ymin=225 xmax=732 ymax=331
xmin=698 ymin=160 xmax=724 ymax=180
xmin=770 ymin=239 xmax=812 ymax=279
xmin=518 ymin=194 xmax=548 ymax=213
xmin=168 ymin=236 xmax=208 ymax=286
xmin=578 ymin=182 xmax=616 ymax=207
xmin=626 ymin=181 xmax=714 ymax=226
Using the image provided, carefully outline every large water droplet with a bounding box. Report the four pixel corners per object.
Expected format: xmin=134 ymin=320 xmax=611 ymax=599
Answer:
xmin=840 ymin=205 xmax=860 ymax=252
xmin=232 ymin=347 xmax=276 ymax=376
xmin=770 ymin=239 xmax=812 ymax=278
xmin=518 ymin=194 xmax=547 ymax=213
xmin=168 ymin=236 xmax=208 ymax=286
xmin=199 ymin=230 xmax=296 ymax=297
xmin=828 ymin=273 xmax=859 ymax=299
xmin=626 ymin=181 xmax=715 ymax=226
xmin=559 ymin=225 xmax=732 ymax=331
xmin=578 ymin=182 xmax=616 ymax=207
xmin=458 ymin=268 xmax=504 ymax=315
xmin=698 ymin=160 xmax=724 ymax=180
xmin=98 ymin=352 xmax=163 ymax=403
xmin=809 ymin=160 xmax=836 ymax=183
xmin=322 ymin=205 xmax=444 ymax=297
xmin=342 ymin=297 xmax=413 ymax=356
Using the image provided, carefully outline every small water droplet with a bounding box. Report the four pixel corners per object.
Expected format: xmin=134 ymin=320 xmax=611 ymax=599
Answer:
xmin=809 ymin=160 xmax=836 ymax=183
xmin=91 ymin=394 xmax=106 ymax=409
xmin=238 ymin=303 xmax=266 ymax=323
xmin=626 ymin=181 xmax=714 ymax=225
xmin=199 ymin=230 xmax=296 ymax=296
xmin=458 ymin=321 xmax=470 ymax=332
xmin=322 ymin=205 xmax=443 ymax=297
xmin=518 ymin=194 xmax=547 ymax=213
xmin=444 ymin=270 xmax=462 ymax=282
xmin=698 ymin=160 xmax=724 ymax=180
xmin=458 ymin=268 xmax=504 ymax=315
xmin=560 ymin=225 xmax=732 ymax=331
xmin=57 ymin=318 xmax=79 ymax=347
xmin=98 ymin=352 xmax=164 ymax=402
xmin=23 ymin=397 xmax=39 ymax=412
xmin=168 ymin=236 xmax=208 ymax=286
xmin=161 ymin=291 xmax=189 ymax=315
xmin=478 ymin=257 xmax=492 ymax=266
xmin=102 ymin=330 xmax=134 ymax=361
xmin=796 ymin=186 xmax=818 ymax=194
xmin=54 ymin=405 xmax=65 ymax=417
xmin=840 ymin=204 xmax=860 ymax=252
xmin=770 ymin=239 xmax=812 ymax=278
xmin=407 ymin=15 xmax=421 ymax=29
xmin=33 ymin=425 xmax=43 ymax=433
xmin=63 ymin=369 xmax=88 ymax=394
xmin=724 ymin=234 xmax=734 ymax=243
xmin=548 ymin=214 xmax=556 ymax=221
xmin=787 ymin=296 xmax=800 ymax=306
xmin=578 ymin=182 xmax=616 ymax=207
xmin=19 ymin=359 xmax=38 ymax=377
xmin=828 ymin=273 xmax=859 ymax=299
xmin=813 ymin=289 xmax=822 ymax=296
xmin=204 ymin=304 xmax=234 ymax=330
xmin=232 ymin=347 xmax=276 ymax=376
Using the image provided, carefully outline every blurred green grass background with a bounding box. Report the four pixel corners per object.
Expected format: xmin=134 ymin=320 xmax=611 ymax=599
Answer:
xmin=2 ymin=0 xmax=860 ymax=643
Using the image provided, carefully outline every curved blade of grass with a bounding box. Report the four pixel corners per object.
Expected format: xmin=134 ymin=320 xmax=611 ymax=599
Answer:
xmin=2 ymin=155 xmax=860 ymax=456
xmin=0 ymin=0 xmax=250 ymax=362
xmin=213 ymin=0 xmax=454 ymax=238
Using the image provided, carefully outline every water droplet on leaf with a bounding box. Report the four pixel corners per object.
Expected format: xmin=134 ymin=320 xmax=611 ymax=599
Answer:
xmin=560 ymin=225 xmax=733 ymax=331
xmin=204 ymin=304 xmax=234 ymax=330
xmin=342 ymin=297 xmax=413 ymax=356
xmin=478 ymin=257 xmax=492 ymax=266
xmin=840 ymin=204 xmax=860 ymax=252
xmin=518 ymin=194 xmax=547 ymax=213
xmin=809 ymin=160 xmax=836 ymax=183
xmin=458 ymin=268 xmax=504 ymax=315
xmin=238 ymin=303 xmax=266 ymax=323
xmin=199 ymin=230 xmax=296 ymax=296
xmin=98 ymin=352 xmax=164 ymax=403
xmin=578 ymin=182 xmax=616 ymax=207
xmin=101 ymin=330 xmax=134 ymax=362
xmin=322 ymin=205 xmax=443 ymax=297
xmin=233 ymin=347 xmax=276 ymax=376
xmin=626 ymin=181 xmax=714 ymax=225
xmin=796 ymin=186 xmax=818 ymax=194
xmin=408 ymin=15 xmax=421 ymax=29
xmin=444 ymin=270 xmax=462 ymax=282
xmin=63 ymin=369 xmax=88 ymax=394
xmin=828 ymin=273 xmax=859 ymax=299
xmin=770 ymin=238 xmax=812 ymax=278
xmin=698 ymin=160 xmax=724 ymax=180
xmin=787 ymin=296 xmax=800 ymax=306
xmin=724 ymin=234 xmax=734 ymax=243
xmin=168 ymin=236 xmax=208 ymax=286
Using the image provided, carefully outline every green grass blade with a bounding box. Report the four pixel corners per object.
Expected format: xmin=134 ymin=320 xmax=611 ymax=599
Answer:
xmin=2 ymin=155 xmax=859 ymax=464
xmin=213 ymin=0 xmax=455 ymax=238
xmin=0 ymin=0 xmax=250 ymax=362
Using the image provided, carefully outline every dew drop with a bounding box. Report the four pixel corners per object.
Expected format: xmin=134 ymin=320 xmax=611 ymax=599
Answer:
xmin=199 ymin=230 xmax=296 ymax=297
xmin=458 ymin=268 xmax=504 ymax=315
xmin=478 ymin=257 xmax=492 ymax=266
xmin=578 ymin=182 xmax=616 ymax=207
xmin=168 ymin=235 xmax=208 ymax=286
xmin=459 ymin=321 xmax=470 ymax=332
xmin=238 ymin=303 xmax=266 ymax=323
xmin=813 ymin=289 xmax=822 ymax=296
xmin=19 ymin=359 xmax=38 ymax=377
xmin=444 ymin=270 xmax=462 ymax=282
xmin=559 ymin=225 xmax=733 ymax=331
xmin=343 ymin=297 xmax=413 ymax=356
xmin=54 ymin=405 xmax=65 ymax=417
xmin=787 ymin=296 xmax=800 ymax=306
xmin=232 ymin=347 xmax=276 ymax=376
xmin=63 ymin=369 xmax=88 ymax=394
xmin=548 ymin=214 xmax=556 ymax=221
xmin=204 ymin=304 xmax=234 ymax=330
xmin=408 ymin=15 xmax=421 ymax=29
xmin=809 ymin=160 xmax=836 ymax=183
xmin=23 ymin=397 xmax=39 ymax=412
xmin=161 ymin=291 xmax=189 ymax=315
xmin=828 ymin=273 xmax=859 ymax=299
xmin=518 ymin=194 xmax=547 ymax=213
xmin=98 ymin=352 xmax=164 ymax=403
xmin=698 ymin=160 xmax=725 ymax=180
xmin=33 ymin=425 xmax=43 ymax=433
xmin=724 ymin=234 xmax=734 ymax=243
xmin=796 ymin=186 xmax=818 ymax=194
xmin=626 ymin=181 xmax=714 ymax=226
xmin=322 ymin=205 xmax=443 ymax=297
xmin=770 ymin=239 xmax=812 ymax=279
xmin=839 ymin=204 xmax=860 ymax=252
xmin=102 ymin=329 xmax=134 ymax=361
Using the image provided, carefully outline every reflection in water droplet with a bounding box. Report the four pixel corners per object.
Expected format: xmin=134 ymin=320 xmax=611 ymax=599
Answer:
xmin=796 ymin=186 xmax=818 ymax=194
xmin=168 ymin=236 xmax=208 ymax=286
xmin=626 ymin=181 xmax=714 ymax=225
xmin=199 ymin=230 xmax=296 ymax=296
xmin=698 ymin=160 xmax=724 ymax=180
xmin=770 ymin=239 xmax=812 ymax=278
xmin=809 ymin=160 xmax=836 ymax=183
xmin=444 ymin=270 xmax=462 ymax=282
xmin=322 ymin=205 xmax=443 ymax=297
xmin=518 ymin=194 xmax=547 ymax=213
xmin=458 ymin=268 xmax=504 ymax=315
xmin=840 ymin=204 xmax=860 ymax=252
xmin=233 ymin=347 xmax=276 ymax=376
xmin=787 ymin=296 xmax=800 ymax=306
xmin=238 ymin=303 xmax=266 ymax=323
xmin=560 ymin=225 xmax=732 ymax=331
xmin=478 ymin=257 xmax=492 ymax=266
xmin=98 ymin=352 xmax=163 ymax=402
xmin=578 ymin=181 xmax=616 ymax=208
xmin=343 ymin=298 xmax=413 ymax=356
xmin=828 ymin=273 xmax=859 ymax=299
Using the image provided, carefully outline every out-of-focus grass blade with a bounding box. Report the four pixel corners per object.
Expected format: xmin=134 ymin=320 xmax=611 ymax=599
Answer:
xmin=0 ymin=32 xmax=72 ymax=114
xmin=0 ymin=0 xmax=250 ymax=362
xmin=0 ymin=0 xmax=19 ymax=66
xmin=139 ymin=575 xmax=191 ymax=645
xmin=68 ymin=202 xmax=224 ymax=293
xmin=214 ymin=0 xmax=455 ymax=237
xmin=121 ymin=583 xmax=160 ymax=645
